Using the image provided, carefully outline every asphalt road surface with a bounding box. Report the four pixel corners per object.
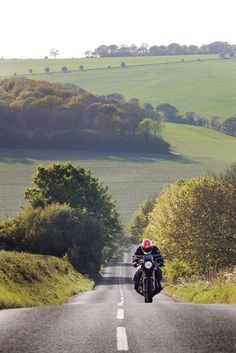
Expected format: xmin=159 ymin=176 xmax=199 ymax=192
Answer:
xmin=0 ymin=252 xmax=235 ymax=353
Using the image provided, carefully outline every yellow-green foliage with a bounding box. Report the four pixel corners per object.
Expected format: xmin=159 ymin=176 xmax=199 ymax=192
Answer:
xmin=165 ymin=270 xmax=236 ymax=304
xmin=163 ymin=258 xmax=194 ymax=283
xmin=144 ymin=176 xmax=236 ymax=272
xmin=0 ymin=250 xmax=94 ymax=309
xmin=129 ymin=195 xmax=157 ymax=241
xmin=165 ymin=282 xmax=236 ymax=304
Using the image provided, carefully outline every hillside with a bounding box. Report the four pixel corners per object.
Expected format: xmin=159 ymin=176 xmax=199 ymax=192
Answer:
xmin=0 ymin=123 xmax=236 ymax=222
xmin=1 ymin=55 xmax=236 ymax=119
xmin=0 ymin=251 xmax=94 ymax=309
xmin=0 ymin=78 xmax=169 ymax=152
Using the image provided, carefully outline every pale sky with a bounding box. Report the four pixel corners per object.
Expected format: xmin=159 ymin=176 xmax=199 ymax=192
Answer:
xmin=2 ymin=0 xmax=236 ymax=58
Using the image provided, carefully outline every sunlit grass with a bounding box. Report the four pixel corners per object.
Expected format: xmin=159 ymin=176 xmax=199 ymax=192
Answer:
xmin=164 ymin=281 xmax=236 ymax=304
xmin=2 ymin=55 xmax=236 ymax=118
xmin=0 ymin=251 xmax=94 ymax=309
xmin=0 ymin=123 xmax=236 ymax=223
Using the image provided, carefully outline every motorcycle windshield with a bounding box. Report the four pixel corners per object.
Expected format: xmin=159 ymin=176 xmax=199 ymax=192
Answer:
xmin=144 ymin=254 xmax=153 ymax=262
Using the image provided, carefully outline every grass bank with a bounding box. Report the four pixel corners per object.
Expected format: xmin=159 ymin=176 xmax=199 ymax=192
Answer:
xmin=164 ymin=281 xmax=236 ymax=304
xmin=0 ymin=250 xmax=94 ymax=309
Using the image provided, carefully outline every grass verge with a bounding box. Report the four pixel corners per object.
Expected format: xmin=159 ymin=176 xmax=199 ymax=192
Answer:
xmin=164 ymin=281 xmax=236 ymax=304
xmin=0 ymin=250 xmax=94 ymax=309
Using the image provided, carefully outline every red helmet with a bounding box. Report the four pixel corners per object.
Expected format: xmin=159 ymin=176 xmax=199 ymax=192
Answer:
xmin=141 ymin=239 xmax=153 ymax=254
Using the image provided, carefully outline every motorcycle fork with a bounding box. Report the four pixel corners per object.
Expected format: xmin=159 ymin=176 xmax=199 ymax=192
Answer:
xmin=143 ymin=269 xmax=155 ymax=291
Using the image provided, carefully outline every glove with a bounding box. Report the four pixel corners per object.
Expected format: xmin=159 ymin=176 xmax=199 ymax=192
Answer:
xmin=132 ymin=262 xmax=138 ymax=268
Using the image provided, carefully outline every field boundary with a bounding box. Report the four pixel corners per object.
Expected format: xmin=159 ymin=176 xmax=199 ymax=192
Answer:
xmin=0 ymin=57 xmax=223 ymax=79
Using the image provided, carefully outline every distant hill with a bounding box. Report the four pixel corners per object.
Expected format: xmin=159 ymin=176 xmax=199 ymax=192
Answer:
xmin=1 ymin=54 xmax=236 ymax=120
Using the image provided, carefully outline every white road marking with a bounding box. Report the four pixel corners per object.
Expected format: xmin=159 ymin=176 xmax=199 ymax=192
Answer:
xmin=118 ymin=265 xmax=124 ymax=306
xmin=117 ymin=308 xmax=124 ymax=319
xmin=117 ymin=327 xmax=128 ymax=351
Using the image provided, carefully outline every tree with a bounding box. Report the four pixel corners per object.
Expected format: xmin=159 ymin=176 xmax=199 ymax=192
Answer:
xmin=209 ymin=41 xmax=231 ymax=54
xmin=145 ymin=176 xmax=236 ymax=273
xmin=156 ymin=103 xmax=178 ymax=121
xmin=0 ymin=204 xmax=104 ymax=275
xmin=28 ymin=69 xmax=33 ymax=74
xmin=106 ymin=93 xmax=125 ymax=102
xmin=129 ymin=196 xmax=157 ymax=241
xmin=222 ymin=116 xmax=236 ymax=136
xmin=167 ymin=43 xmax=184 ymax=55
xmin=138 ymin=118 xmax=160 ymax=141
xmin=143 ymin=103 xmax=156 ymax=119
xmin=50 ymin=48 xmax=60 ymax=58
xmin=45 ymin=67 xmax=50 ymax=73
xmin=107 ymin=44 xmax=118 ymax=55
xmin=25 ymin=163 xmax=123 ymax=261
xmin=94 ymin=45 xmax=108 ymax=57
xmin=61 ymin=66 xmax=68 ymax=73
xmin=84 ymin=51 xmax=93 ymax=57
xmin=120 ymin=62 xmax=127 ymax=68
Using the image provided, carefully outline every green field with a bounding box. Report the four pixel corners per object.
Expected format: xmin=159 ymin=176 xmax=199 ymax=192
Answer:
xmin=1 ymin=55 xmax=236 ymax=119
xmin=1 ymin=123 xmax=235 ymax=224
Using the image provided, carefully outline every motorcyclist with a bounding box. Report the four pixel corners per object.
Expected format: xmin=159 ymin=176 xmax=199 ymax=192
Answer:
xmin=132 ymin=239 xmax=164 ymax=293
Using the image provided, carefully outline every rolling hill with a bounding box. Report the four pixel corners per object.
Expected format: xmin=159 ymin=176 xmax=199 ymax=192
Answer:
xmin=0 ymin=123 xmax=235 ymax=223
xmin=1 ymin=55 xmax=236 ymax=119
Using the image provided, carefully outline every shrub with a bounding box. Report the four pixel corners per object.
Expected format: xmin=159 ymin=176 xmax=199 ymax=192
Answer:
xmin=164 ymin=258 xmax=195 ymax=283
xmin=0 ymin=204 xmax=104 ymax=276
xmin=61 ymin=66 xmax=68 ymax=73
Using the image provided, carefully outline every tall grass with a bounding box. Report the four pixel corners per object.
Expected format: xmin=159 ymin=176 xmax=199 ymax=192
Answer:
xmin=165 ymin=282 xmax=236 ymax=304
xmin=0 ymin=251 xmax=94 ymax=309
xmin=164 ymin=269 xmax=236 ymax=304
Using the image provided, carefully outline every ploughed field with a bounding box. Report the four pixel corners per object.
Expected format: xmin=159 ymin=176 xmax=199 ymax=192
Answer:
xmin=1 ymin=54 xmax=236 ymax=119
xmin=1 ymin=123 xmax=236 ymax=223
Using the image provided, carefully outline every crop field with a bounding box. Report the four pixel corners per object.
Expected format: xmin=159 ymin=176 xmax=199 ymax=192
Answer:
xmin=0 ymin=55 xmax=217 ymax=76
xmin=0 ymin=123 xmax=236 ymax=224
xmin=1 ymin=55 xmax=236 ymax=119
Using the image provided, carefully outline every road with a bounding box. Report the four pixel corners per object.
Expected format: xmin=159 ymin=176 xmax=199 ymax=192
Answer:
xmin=0 ymin=252 xmax=235 ymax=353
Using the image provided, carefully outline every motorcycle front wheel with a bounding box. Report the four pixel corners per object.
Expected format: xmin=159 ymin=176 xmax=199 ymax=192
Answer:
xmin=144 ymin=277 xmax=153 ymax=303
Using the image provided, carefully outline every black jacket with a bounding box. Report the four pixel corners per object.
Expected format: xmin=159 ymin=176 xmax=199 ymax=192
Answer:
xmin=132 ymin=245 xmax=164 ymax=267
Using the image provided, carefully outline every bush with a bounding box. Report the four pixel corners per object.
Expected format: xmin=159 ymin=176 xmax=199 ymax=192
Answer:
xmin=61 ymin=66 xmax=68 ymax=73
xmin=164 ymin=258 xmax=194 ymax=283
xmin=0 ymin=204 xmax=104 ymax=276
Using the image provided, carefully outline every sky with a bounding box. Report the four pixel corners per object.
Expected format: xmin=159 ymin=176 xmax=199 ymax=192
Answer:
xmin=1 ymin=0 xmax=236 ymax=58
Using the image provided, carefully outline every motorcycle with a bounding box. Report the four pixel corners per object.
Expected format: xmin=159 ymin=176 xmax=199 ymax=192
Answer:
xmin=133 ymin=254 xmax=162 ymax=303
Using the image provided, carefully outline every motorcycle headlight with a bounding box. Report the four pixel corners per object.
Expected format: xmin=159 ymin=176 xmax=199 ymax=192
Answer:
xmin=144 ymin=261 xmax=153 ymax=269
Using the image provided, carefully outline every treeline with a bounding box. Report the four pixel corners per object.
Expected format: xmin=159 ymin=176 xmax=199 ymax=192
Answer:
xmin=0 ymin=78 xmax=170 ymax=153
xmin=154 ymin=103 xmax=236 ymax=137
xmin=129 ymin=164 xmax=236 ymax=281
xmin=0 ymin=163 xmax=125 ymax=277
xmin=88 ymin=41 xmax=236 ymax=57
